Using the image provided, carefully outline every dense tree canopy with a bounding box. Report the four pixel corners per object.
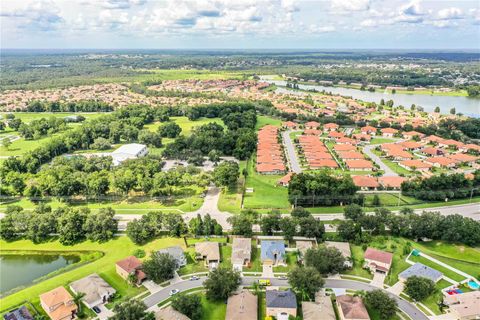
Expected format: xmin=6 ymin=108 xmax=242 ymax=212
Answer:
xmin=204 ymin=267 xmax=241 ymax=301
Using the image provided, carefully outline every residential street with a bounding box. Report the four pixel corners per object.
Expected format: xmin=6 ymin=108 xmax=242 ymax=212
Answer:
xmin=281 ymin=129 xmax=302 ymax=173
xmin=143 ymin=276 xmax=428 ymax=320
xmin=363 ymin=143 xmax=398 ymax=176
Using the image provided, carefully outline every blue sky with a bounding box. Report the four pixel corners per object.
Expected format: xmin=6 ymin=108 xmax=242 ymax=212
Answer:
xmin=1 ymin=0 xmax=479 ymax=49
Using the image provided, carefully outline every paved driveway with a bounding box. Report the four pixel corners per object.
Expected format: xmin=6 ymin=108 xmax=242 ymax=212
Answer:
xmin=363 ymin=144 xmax=398 ymax=176
xmin=281 ymin=130 xmax=302 ymax=173
xmin=371 ymin=272 xmax=386 ymax=288
xmin=387 ymin=281 xmax=405 ymax=295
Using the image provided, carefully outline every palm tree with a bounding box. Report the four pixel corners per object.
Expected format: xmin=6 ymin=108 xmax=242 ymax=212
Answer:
xmin=72 ymin=292 xmax=86 ymax=315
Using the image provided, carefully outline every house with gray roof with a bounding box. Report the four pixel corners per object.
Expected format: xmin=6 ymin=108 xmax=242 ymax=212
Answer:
xmin=261 ymin=240 xmax=286 ymax=266
xmin=158 ymin=246 xmax=186 ymax=269
xmin=399 ymin=263 xmax=443 ymax=283
xmin=266 ymin=290 xmax=297 ymax=318
xmin=70 ymin=273 xmax=116 ymax=309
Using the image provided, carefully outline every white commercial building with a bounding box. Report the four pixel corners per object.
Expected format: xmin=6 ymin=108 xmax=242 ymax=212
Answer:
xmin=111 ymin=143 xmax=148 ymax=166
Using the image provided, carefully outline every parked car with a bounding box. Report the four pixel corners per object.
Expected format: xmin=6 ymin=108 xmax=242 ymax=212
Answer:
xmin=278 ymin=275 xmax=287 ymax=280
xmin=169 ymin=289 xmax=180 ymax=296
xmin=92 ymin=306 xmax=101 ymax=314
xmin=190 ymin=276 xmax=199 ymax=281
xmin=258 ymin=279 xmax=271 ymax=286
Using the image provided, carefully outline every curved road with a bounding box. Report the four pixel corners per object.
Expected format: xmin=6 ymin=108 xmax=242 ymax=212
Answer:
xmin=363 ymin=143 xmax=397 ymax=176
xmin=143 ymin=276 xmax=428 ymax=320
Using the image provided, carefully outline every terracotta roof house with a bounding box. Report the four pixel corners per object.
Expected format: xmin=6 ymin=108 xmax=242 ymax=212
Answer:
xmin=305 ymin=121 xmax=320 ymax=129
xmin=155 ymin=306 xmax=191 ymax=320
xmin=225 ymin=290 xmax=258 ymax=320
xmin=116 ymin=256 xmax=146 ymax=284
xmin=361 ymin=126 xmax=377 ymax=135
xmin=325 ymin=241 xmax=352 ymax=268
xmin=336 ymin=295 xmax=370 ymax=320
xmin=444 ymin=291 xmax=480 ymax=320
xmin=425 ymin=157 xmax=458 ymax=168
xmin=328 ymin=131 xmax=345 ymax=139
xmin=231 ymin=238 xmax=252 ymax=271
xmin=195 ymin=242 xmax=220 ymax=267
xmin=400 ymin=141 xmax=423 ymax=151
xmin=380 ymin=128 xmax=398 ymax=137
xmin=402 ymin=131 xmax=425 ymax=140
xmin=309 ymin=159 xmax=339 ymax=169
xmin=420 ymin=147 xmax=443 ymax=156
xmin=344 ymin=159 xmax=374 ymax=171
xmin=157 ymin=246 xmax=187 ymax=269
xmin=278 ymin=172 xmax=293 ymax=186
xmin=70 ymin=274 xmax=116 ymax=309
xmin=447 ymin=153 xmax=478 ymax=165
xmin=336 ymin=137 xmax=357 ymax=145
xmin=337 ymin=151 xmax=364 ymax=160
xmin=304 ymin=129 xmax=322 ymax=135
xmin=378 ymin=176 xmax=406 ymax=190
xmin=399 ymin=263 xmax=443 ymax=283
xmin=39 ymin=287 xmax=77 ymax=320
xmin=323 ymin=123 xmax=339 ymax=132
xmin=261 ymin=240 xmax=286 ymax=266
xmin=334 ymin=144 xmax=357 ymax=152
xmin=364 ymin=248 xmax=393 ymax=273
xmin=353 ymin=133 xmax=372 ymax=141
xmin=460 ymin=144 xmax=480 ymax=153
xmin=438 ymin=139 xmax=464 ymax=149
xmin=352 ymin=175 xmax=379 ymax=190
xmin=386 ymin=148 xmax=414 ymax=161
xmin=266 ymin=290 xmax=297 ymax=318
xmin=282 ymin=121 xmax=297 ymax=129
xmin=399 ymin=160 xmax=432 ymax=172
xmin=3 ymin=306 xmax=33 ymax=320
xmin=424 ymin=135 xmax=443 ymax=144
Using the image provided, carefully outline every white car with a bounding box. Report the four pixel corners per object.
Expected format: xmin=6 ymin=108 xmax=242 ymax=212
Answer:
xmin=169 ymin=289 xmax=180 ymax=296
xmin=190 ymin=276 xmax=199 ymax=281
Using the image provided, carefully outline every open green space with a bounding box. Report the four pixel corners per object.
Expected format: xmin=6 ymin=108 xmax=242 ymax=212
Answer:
xmin=145 ymin=116 xmax=225 ymax=136
xmin=0 ymin=112 xmax=106 ymax=123
xmin=342 ymin=245 xmax=374 ymax=279
xmin=200 ymin=295 xmax=227 ymax=320
xmin=255 ymin=115 xmax=282 ymax=130
xmin=370 ymin=138 xmax=396 ymax=144
xmin=273 ymin=251 xmax=298 ymax=273
xmin=0 ymin=236 xmax=185 ymax=312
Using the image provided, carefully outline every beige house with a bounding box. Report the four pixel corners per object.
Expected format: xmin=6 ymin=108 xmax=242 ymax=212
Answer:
xmin=444 ymin=291 xmax=480 ymax=320
xmin=155 ymin=306 xmax=191 ymax=320
xmin=225 ymin=290 xmax=258 ymax=320
xmin=39 ymin=286 xmax=77 ymax=320
xmin=195 ymin=242 xmax=220 ymax=267
xmin=70 ymin=273 xmax=116 ymax=309
xmin=336 ymin=295 xmax=370 ymax=320
xmin=364 ymin=248 xmax=393 ymax=273
xmin=325 ymin=241 xmax=353 ymax=268
xmin=266 ymin=290 xmax=297 ymax=318
xmin=231 ymin=238 xmax=252 ymax=271
xmin=302 ymin=295 xmax=335 ymax=320
xmin=296 ymin=240 xmax=313 ymax=264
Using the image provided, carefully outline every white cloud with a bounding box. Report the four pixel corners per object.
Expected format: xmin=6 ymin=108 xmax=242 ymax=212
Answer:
xmin=331 ymin=0 xmax=370 ymax=12
xmin=309 ymin=24 xmax=336 ymax=33
xmin=401 ymin=0 xmax=424 ymax=16
xmin=0 ymin=1 xmax=64 ymax=31
xmin=437 ymin=7 xmax=464 ymax=20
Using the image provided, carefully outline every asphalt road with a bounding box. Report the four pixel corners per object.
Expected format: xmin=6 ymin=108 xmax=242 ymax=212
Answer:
xmin=143 ymin=276 xmax=428 ymax=320
xmin=282 ymin=130 xmax=302 ymax=173
xmin=363 ymin=143 xmax=398 ymax=176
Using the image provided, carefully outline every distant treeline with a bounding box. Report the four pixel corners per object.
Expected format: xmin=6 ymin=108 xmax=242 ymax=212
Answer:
xmin=25 ymin=100 xmax=114 ymax=112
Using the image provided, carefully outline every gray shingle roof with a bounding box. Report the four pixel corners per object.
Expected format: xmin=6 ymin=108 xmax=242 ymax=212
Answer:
xmin=266 ymin=290 xmax=297 ymax=309
xmin=399 ymin=263 xmax=443 ymax=282
xmin=261 ymin=240 xmax=285 ymax=262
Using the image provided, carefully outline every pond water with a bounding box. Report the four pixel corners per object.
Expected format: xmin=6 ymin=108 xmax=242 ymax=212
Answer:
xmin=264 ymin=79 xmax=480 ymax=118
xmin=0 ymin=254 xmax=80 ymax=294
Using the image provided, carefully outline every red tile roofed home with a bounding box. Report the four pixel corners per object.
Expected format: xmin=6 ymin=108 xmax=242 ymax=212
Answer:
xmin=352 ymin=176 xmax=379 ymax=190
xmin=256 ymin=126 xmax=286 ymax=174
xmin=420 ymin=147 xmax=444 ymax=156
xmin=380 ymin=127 xmax=398 ymax=137
xmin=385 ymin=148 xmax=414 ymax=161
xmin=40 ymin=286 xmax=77 ymax=320
xmin=337 ymin=151 xmax=364 ymax=160
xmin=323 ymin=122 xmax=339 ymax=132
xmin=399 ymin=160 xmax=432 ymax=172
xmin=304 ymin=129 xmax=321 ymax=136
xmin=278 ymin=172 xmax=293 ymax=187
xmin=328 ymin=131 xmax=345 ymax=139
xmin=305 ymin=121 xmax=320 ymax=129
xmin=309 ymin=159 xmax=339 ymax=169
xmin=361 ymin=126 xmax=377 ymax=135
xmin=336 ymin=137 xmax=357 ymax=145
xmin=116 ymin=256 xmax=146 ymax=284
xmin=336 ymin=295 xmax=370 ymax=320
xmin=424 ymin=135 xmax=444 ymax=144
xmin=400 ymin=141 xmax=423 ymax=151
xmin=364 ymin=248 xmax=393 ymax=273
xmin=334 ymin=144 xmax=357 ymax=152
xmin=425 ymin=157 xmax=458 ymax=168
xmin=446 ymin=153 xmax=478 ymax=165
xmin=402 ymin=131 xmax=425 ymax=140
xmin=352 ymin=133 xmax=372 ymax=142
xmin=460 ymin=144 xmax=480 ymax=153
xmin=438 ymin=139 xmax=464 ymax=149
xmin=282 ymin=121 xmax=297 ymax=129
xmin=344 ymin=159 xmax=374 ymax=171
xmin=378 ymin=176 xmax=406 ymax=190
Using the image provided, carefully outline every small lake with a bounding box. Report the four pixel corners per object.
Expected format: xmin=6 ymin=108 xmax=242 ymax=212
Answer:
xmin=0 ymin=254 xmax=80 ymax=294
xmin=264 ymin=79 xmax=480 ymax=118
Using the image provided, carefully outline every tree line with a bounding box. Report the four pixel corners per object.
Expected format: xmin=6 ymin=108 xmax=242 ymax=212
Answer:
xmin=25 ymin=100 xmax=114 ymax=112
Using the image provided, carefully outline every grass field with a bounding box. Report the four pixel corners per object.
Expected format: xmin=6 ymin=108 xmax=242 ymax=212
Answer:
xmin=200 ymin=295 xmax=227 ymax=320
xmin=145 ymin=116 xmax=225 ymax=136
xmin=342 ymin=245 xmax=374 ymax=279
xmin=0 ymin=236 xmax=185 ymax=313
xmin=255 ymin=115 xmax=282 ymax=130
xmin=370 ymin=138 xmax=396 ymax=144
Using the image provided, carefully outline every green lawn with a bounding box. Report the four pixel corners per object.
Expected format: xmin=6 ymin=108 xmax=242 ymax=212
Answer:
xmin=273 ymin=252 xmax=298 ymax=272
xmin=0 ymin=133 xmax=65 ymax=157
xmin=370 ymin=138 xmax=396 ymax=144
xmin=255 ymin=115 xmax=282 ymax=130
xmin=217 ymin=162 xmax=246 ymax=214
xmin=342 ymin=245 xmax=373 ymax=279
xmin=243 ymin=158 xmax=290 ymax=210
xmin=0 ymin=236 xmax=185 ymax=312
xmin=0 ymin=112 xmax=105 ymax=123
xmin=258 ymin=292 xmax=266 ymax=320
xmin=144 ymin=116 xmax=225 ymax=137
xmin=366 ymin=305 xmax=401 ymax=320
xmin=409 ymin=255 xmax=467 ymax=282
xmin=243 ymin=247 xmax=263 ymax=272
xmin=200 ymin=295 xmax=227 ymax=320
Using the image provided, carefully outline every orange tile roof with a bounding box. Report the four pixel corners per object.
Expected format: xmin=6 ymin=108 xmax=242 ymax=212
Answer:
xmin=334 ymin=144 xmax=357 ymax=152
xmin=345 ymin=159 xmax=374 ymax=169
xmin=447 ymin=153 xmax=478 ymax=162
xmin=381 ymin=128 xmax=398 ymax=134
xmin=40 ymin=287 xmax=77 ymax=320
xmin=425 ymin=157 xmax=457 ymax=167
xmin=378 ymin=176 xmax=406 ymax=188
xmin=337 ymin=151 xmax=364 ymax=159
xmin=399 ymin=160 xmax=432 ymax=169
xmin=352 ymin=175 xmax=379 ymax=188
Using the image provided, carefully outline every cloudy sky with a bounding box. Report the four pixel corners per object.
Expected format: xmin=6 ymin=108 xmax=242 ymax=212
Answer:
xmin=1 ymin=0 xmax=479 ymax=49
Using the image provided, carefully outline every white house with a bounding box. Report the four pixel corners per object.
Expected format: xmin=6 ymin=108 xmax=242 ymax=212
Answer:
xmin=111 ymin=143 xmax=148 ymax=166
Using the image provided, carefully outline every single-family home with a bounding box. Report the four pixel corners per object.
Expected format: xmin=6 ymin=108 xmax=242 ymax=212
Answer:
xmin=334 ymin=144 xmax=357 ymax=152
xmin=261 ymin=240 xmax=286 ymax=266
xmin=444 ymin=291 xmax=480 ymax=320
xmin=158 ymin=246 xmax=187 ymax=269
xmin=266 ymin=290 xmax=297 ymax=318
xmin=305 ymin=121 xmax=320 ymax=130
xmin=447 ymin=153 xmax=478 ymax=166
xmin=111 ymin=143 xmax=148 ymax=166
xmin=378 ymin=176 xmax=406 ymax=190
xmin=425 ymin=157 xmax=457 ymax=168
xmin=231 ymin=238 xmax=252 ymax=271
xmin=361 ymin=126 xmax=377 ymax=135
xmin=70 ymin=274 xmax=116 ymax=309
xmin=460 ymin=144 xmax=480 ymax=154
xmin=39 ymin=287 xmax=77 ymax=320
xmin=325 ymin=241 xmax=353 ymax=268
xmin=364 ymin=248 xmax=393 ymax=273
xmin=336 ymin=295 xmax=370 ymax=320
xmin=352 ymin=175 xmax=379 ymax=191
xmin=2 ymin=306 xmax=33 ymax=320
xmin=398 ymin=263 xmax=443 ymax=283
xmin=155 ymin=306 xmax=191 ymax=320
xmin=116 ymin=256 xmax=146 ymax=284
xmin=302 ymin=295 xmax=336 ymax=320
xmin=399 ymin=160 xmax=432 ymax=172
xmin=420 ymin=147 xmax=444 ymax=157
xmin=296 ymin=240 xmax=314 ymax=263
xmin=278 ymin=172 xmax=293 ymax=187
xmin=195 ymin=242 xmax=220 ymax=267
xmin=344 ymin=159 xmax=374 ymax=171
xmin=402 ymin=131 xmax=425 ymax=140
xmin=380 ymin=128 xmax=398 ymax=138
xmin=438 ymin=139 xmax=464 ymax=149
xmin=323 ymin=123 xmax=339 ymax=132
xmin=225 ymin=290 xmax=258 ymax=320
xmin=282 ymin=121 xmax=298 ymax=129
